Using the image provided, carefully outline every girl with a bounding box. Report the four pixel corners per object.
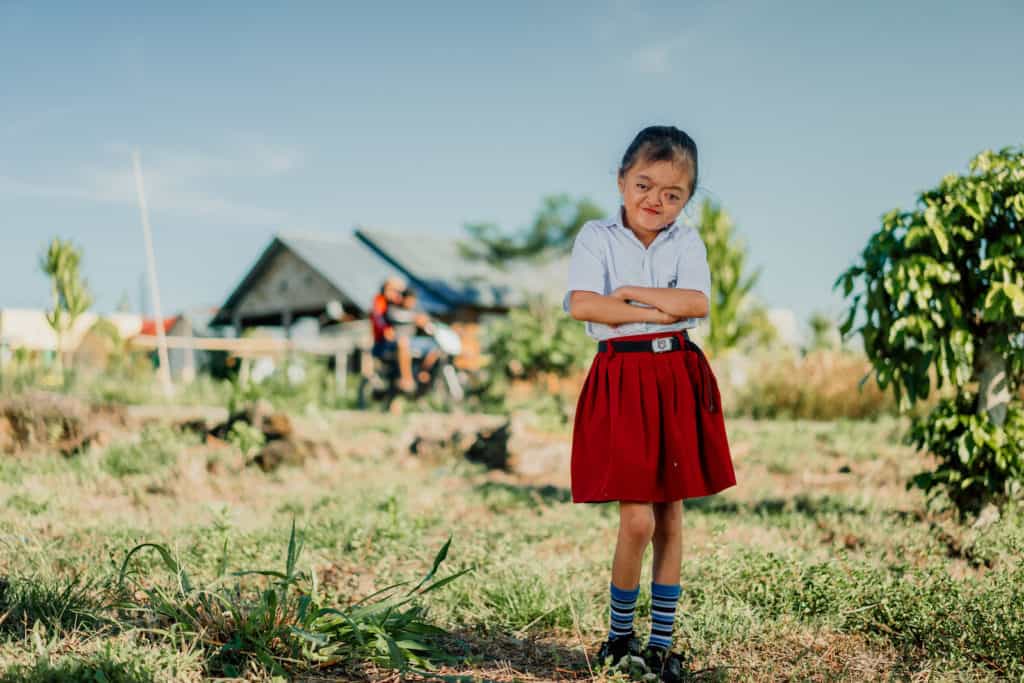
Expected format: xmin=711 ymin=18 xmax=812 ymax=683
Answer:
xmin=564 ymin=126 xmax=736 ymax=682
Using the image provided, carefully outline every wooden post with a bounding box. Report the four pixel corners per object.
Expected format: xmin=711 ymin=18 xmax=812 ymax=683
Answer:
xmin=334 ymin=345 xmax=347 ymax=397
xmin=282 ymin=309 xmax=293 ymax=338
xmin=182 ymin=317 xmax=196 ymax=384
xmin=132 ymin=149 xmax=173 ymax=397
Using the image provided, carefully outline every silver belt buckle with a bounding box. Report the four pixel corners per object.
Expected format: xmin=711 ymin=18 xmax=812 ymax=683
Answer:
xmin=651 ymin=336 xmax=672 ymax=353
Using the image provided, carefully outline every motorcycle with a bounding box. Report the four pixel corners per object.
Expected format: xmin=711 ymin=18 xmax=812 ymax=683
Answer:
xmin=357 ymin=322 xmax=466 ymax=411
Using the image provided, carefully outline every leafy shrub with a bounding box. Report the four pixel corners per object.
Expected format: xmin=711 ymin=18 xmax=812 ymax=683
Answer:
xmin=115 ymin=522 xmax=469 ymax=678
xmin=836 ymin=147 xmax=1024 ymax=515
xmin=226 ymin=421 xmax=266 ymax=458
xmin=101 ymin=426 xmax=190 ymax=478
xmin=483 ymin=298 xmax=593 ymax=381
xmin=908 ymin=395 xmax=1024 ymax=514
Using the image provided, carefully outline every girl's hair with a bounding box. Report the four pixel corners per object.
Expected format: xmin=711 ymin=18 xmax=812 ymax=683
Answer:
xmin=619 ymin=126 xmax=698 ymax=197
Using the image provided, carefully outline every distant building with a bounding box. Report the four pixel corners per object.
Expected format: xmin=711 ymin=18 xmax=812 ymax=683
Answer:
xmin=210 ymin=228 xmax=567 ymax=334
xmin=0 ymin=309 xmax=143 ymax=353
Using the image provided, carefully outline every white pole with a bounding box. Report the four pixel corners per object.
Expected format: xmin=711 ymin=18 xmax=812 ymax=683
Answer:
xmin=132 ymin=149 xmax=173 ymax=397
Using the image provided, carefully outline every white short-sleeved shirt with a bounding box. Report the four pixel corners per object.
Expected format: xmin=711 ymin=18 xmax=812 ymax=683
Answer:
xmin=562 ymin=210 xmax=711 ymax=341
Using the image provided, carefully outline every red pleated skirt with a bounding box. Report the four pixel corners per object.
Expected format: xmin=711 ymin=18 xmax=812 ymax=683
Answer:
xmin=571 ymin=330 xmax=737 ymax=503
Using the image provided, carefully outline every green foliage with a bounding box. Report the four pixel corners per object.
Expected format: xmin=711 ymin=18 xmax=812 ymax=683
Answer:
xmin=908 ymin=396 xmax=1024 ymax=513
xmin=115 ymin=521 xmax=469 ymax=678
xmin=806 ymin=311 xmax=839 ymax=352
xmin=483 ymin=297 xmax=593 ymax=381
xmin=459 ymin=194 xmax=604 ymax=264
xmin=713 ymin=548 xmax=1024 ymax=675
xmin=101 ymin=426 xmax=189 ymax=478
xmin=699 ymin=199 xmax=776 ymax=356
xmin=227 ymin=421 xmax=267 ymax=458
xmin=836 ymin=147 xmax=1024 ymax=515
xmin=228 ymin=356 xmax=352 ymax=414
xmin=39 ymin=238 xmax=93 ymax=375
xmin=0 ymin=650 xmax=166 ymax=683
xmin=0 ymin=574 xmax=113 ymax=638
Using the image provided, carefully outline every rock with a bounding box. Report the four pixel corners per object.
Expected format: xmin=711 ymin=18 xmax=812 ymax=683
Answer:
xmin=0 ymin=391 xmax=88 ymax=451
xmin=210 ymin=401 xmax=292 ymax=443
xmin=464 ymin=423 xmax=512 ymax=469
xmin=398 ymin=412 xmax=507 ymax=463
xmin=505 ymin=411 xmax=569 ymax=477
xmin=252 ymin=438 xmax=310 ymax=472
xmin=0 ymin=416 xmax=14 ymax=454
xmin=124 ymin=405 xmax=228 ymax=431
xmin=398 ymin=410 xmax=568 ymax=477
xmin=263 ymin=411 xmax=294 ymax=440
xmin=972 ymin=503 xmax=1001 ymax=530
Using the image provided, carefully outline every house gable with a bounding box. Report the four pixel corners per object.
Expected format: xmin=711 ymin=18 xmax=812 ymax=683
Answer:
xmin=231 ymin=246 xmax=347 ymax=322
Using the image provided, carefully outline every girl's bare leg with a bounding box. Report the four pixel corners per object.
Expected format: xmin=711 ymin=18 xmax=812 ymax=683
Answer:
xmin=651 ymin=501 xmax=683 ymax=585
xmin=612 ymin=502 xmax=655 ymax=588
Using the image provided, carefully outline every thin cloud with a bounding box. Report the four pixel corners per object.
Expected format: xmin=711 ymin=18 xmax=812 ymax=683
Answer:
xmin=595 ymin=0 xmax=721 ymax=75
xmin=0 ymin=141 xmax=301 ymax=224
xmin=629 ymin=43 xmax=674 ymax=74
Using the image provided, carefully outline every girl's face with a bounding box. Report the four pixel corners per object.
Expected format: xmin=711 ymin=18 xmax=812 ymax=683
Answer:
xmin=617 ymin=159 xmax=692 ymax=238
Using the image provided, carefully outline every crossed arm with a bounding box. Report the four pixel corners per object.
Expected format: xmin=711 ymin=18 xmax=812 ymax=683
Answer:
xmin=567 ymin=286 xmax=710 ymax=326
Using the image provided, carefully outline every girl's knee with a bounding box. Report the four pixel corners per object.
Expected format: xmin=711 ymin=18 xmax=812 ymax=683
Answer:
xmin=620 ymin=508 xmax=655 ymax=544
xmin=653 ymin=503 xmax=683 ymax=537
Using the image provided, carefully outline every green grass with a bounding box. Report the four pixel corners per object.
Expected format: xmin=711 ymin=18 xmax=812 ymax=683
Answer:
xmin=100 ymin=425 xmax=194 ymax=478
xmin=0 ymin=414 xmax=1020 ymax=680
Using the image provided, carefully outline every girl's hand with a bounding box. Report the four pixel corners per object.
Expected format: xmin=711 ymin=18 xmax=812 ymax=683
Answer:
xmin=610 ymin=286 xmax=635 ymax=301
xmin=647 ymin=308 xmax=682 ymax=325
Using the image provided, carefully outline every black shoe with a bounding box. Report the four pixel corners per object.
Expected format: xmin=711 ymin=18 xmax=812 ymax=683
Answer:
xmin=641 ymin=644 xmax=689 ymax=683
xmin=596 ymin=632 xmax=647 ymax=677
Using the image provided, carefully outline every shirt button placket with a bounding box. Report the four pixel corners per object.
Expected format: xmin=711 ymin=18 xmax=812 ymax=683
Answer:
xmin=642 ymin=250 xmax=654 ymax=331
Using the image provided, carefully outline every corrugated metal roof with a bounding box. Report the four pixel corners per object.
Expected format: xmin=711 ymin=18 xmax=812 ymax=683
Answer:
xmin=214 ymin=229 xmax=570 ymax=326
xmin=354 ymin=228 xmax=517 ymax=308
xmin=278 ymin=233 xmax=451 ymax=315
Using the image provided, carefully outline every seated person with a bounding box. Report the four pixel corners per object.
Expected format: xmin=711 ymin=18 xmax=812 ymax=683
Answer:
xmin=370 ymin=276 xmax=417 ymax=393
xmin=399 ymin=289 xmax=441 ymax=384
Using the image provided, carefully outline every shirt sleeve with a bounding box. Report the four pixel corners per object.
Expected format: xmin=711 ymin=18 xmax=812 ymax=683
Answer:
xmin=562 ymin=222 xmax=607 ymax=313
xmin=676 ymin=229 xmax=711 ymax=321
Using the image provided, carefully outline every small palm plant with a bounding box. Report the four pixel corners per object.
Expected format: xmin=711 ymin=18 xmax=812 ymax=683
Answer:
xmin=39 ymin=238 xmax=93 ymax=381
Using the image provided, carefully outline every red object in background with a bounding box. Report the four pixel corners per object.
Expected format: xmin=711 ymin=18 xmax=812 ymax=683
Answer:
xmin=140 ymin=317 xmax=178 ymax=336
xmin=370 ymin=294 xmax=390 ymax=343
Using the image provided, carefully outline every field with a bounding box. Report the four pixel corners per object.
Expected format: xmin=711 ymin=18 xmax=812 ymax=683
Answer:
xmin=0 ymin=406 xmax=1021 ymax=682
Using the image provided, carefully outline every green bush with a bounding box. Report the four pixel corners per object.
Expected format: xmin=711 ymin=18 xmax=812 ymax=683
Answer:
xmin=115 ymin=522 xmax=469 ymax=678
xmin=101 ymin=426 xmax=192 ymax=478
xmin=836 ymin=147 xmax=1024 ymax=515
xmin=908 ymin=395 xmax=1024 ymax=513
xmin=483 ymin=298 xmax=593 ymax=381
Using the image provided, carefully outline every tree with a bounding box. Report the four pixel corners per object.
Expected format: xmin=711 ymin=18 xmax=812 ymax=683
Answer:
xmin=835 ymin=147 xmax=1024 ymax=516
xmin=40 ymin=238 xmax=93 ymax=375
xmin=806 ymin=311 xmax=840 ymax=353
xmin=699 ymin=199 xmax=776 ymax=357
xmin=459 ymin=194 xmax=604 ymax=265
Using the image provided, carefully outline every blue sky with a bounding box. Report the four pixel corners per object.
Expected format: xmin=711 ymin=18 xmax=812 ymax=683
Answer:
xmin=2 ymin=1 xmax=1022 ymax=329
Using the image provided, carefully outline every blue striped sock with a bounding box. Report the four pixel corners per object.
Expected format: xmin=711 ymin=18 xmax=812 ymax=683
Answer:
xmin=608 ymin=582 xmax=640 ymax=639
xmin=648 ymin=582 xmax=681 ymax=650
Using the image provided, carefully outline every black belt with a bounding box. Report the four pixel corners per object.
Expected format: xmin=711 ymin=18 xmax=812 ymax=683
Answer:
xmin=596 ymin=330 xmax=718 ymax=413
xmin=597 ymin=331 xmax=689 ymax=354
